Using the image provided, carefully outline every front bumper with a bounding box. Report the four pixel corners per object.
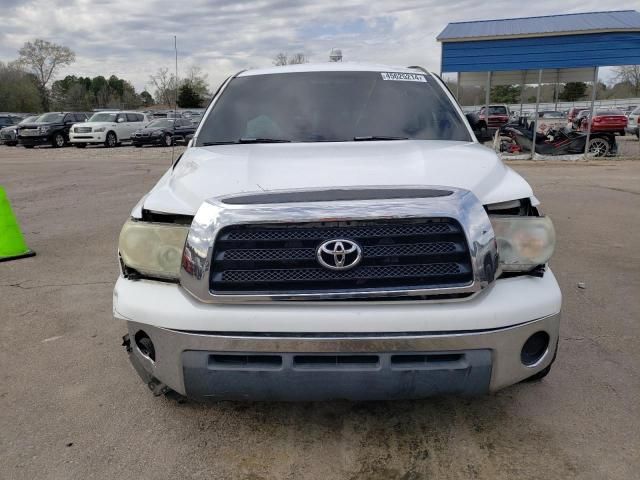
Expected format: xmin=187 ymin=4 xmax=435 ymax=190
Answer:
xmin=115 ymin=271 xmax=562 ymax=400
xmin=131 ymin=136 xmax=163 ymax=146
xmin=0 ymin=132 xmax=17 ymax=144
xmin=124 ymin=313 xmax=560 ymax=400
xmin=18 ymin=135 xmax=51 ymax=146
xmin=69 ymin=132 xmax=106 ymax=143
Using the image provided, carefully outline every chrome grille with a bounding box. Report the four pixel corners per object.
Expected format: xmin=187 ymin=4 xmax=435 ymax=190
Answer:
xmin=210 ymin=218 xmax=473 ymax=294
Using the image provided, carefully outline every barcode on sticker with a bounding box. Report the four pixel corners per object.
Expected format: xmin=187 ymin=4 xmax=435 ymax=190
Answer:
xmin=381 ymin=72 xmax=427 ymax=82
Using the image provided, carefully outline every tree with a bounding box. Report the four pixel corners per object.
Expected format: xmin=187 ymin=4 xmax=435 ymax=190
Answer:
xmin=17 ymin=39 xmax=75 ymax=110
xmin=51 ymin=74 xmax=140 ymax=110
xmin=273 ymin=53 xmax=288 ymax=66
xmin=148 ymin=67 xmax=177 ymax=106
xmin=288 ymin=53 xmax=308 ymax=65
xmin=177 ymin=83 xmax=201 ymax=108
xmin=184 ymin=66 xmax=210 ymax=98
xmin=559 ymin=82 xmax=587 ymax=102
xmin=140 ymin=91 xmax=154 ymax=106
xmin=612 ymin=65 xmax=640 ymax=97
xmin=272 ymin=52 xmax=308 ymax=66
xmin=0 ymin=61 xmax=42 ymax=112
xmin=491 ymin=85 xmax=519 ymax=103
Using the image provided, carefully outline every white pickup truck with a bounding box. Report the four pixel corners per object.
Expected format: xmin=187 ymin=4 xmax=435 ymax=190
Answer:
xmin=114 ymin=63 xmax=561 ymax=401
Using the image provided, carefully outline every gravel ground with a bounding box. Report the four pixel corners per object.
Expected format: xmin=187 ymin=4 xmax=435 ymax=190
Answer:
xmin=1 ymin=144 xmax=639 ymax=480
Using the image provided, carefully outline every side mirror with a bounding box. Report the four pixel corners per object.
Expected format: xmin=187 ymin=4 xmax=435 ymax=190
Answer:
xmin=465 ymin=112 xmax=480 ymax=128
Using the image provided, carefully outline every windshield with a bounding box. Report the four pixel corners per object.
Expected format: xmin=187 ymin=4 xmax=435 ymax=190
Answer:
xmin=89 ymin=112 xmax=118 ymax=122
xmin=197 ymin=71 xmax=471 ymax=145
xmin=37 ymin=113 xmax=64 ymax=123
xmin=20 ymin=116 xmax=39 ymax=124
xmin=146 ymin=119 xmax=174 ymax=128
xmin=483 ymin=106 xmax=507 ymax=115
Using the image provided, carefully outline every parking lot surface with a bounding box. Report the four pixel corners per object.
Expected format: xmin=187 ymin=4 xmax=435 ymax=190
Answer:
xmin=1 ymin=144 xmax=639 ymax=480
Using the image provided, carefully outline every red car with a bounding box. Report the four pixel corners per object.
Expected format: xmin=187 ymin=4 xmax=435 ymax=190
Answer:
xmin=579 ymin=109 xmax=627 ymax=135
xmin=478 ymin=105 xmax=510 ymax=129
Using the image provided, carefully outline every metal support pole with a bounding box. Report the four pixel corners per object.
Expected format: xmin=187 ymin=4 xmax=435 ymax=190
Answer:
xmin=519 ymin=71 xmax=526 ymax=117
xmin=485 ymin=71 xmax=491 ymax=138
xmin=554 ymin=69 xmax=560 ymax=110
xmin=456 ymin=72 xmax=460 ymax=102
xmin=584 ymin=66 xmax=599 ymax=159
xmin=531 ymin=69 xmax=543 ymax=159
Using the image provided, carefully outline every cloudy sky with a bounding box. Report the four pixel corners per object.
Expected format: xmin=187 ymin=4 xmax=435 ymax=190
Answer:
xmin=1 ymin=0 xmax=638 ymax=93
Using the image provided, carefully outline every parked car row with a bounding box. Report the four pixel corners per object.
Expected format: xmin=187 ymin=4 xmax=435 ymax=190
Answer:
xmin=1 ymin=110 xmax=197 ymax=149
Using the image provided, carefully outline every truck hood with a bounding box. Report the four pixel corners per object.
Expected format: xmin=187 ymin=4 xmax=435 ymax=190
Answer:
xmin=141 ymin=140 xmax=533 ymax=215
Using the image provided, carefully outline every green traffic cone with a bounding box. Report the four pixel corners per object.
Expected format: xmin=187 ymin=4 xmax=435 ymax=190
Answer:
xmin=0 ymin=186 xmax=36 ymax=262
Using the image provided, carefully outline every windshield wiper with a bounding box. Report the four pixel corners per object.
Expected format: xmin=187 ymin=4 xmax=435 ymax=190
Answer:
xmin=202 ymin=138 xmax=291 ymax=146
xmin=353 ymin=135 xmax=408 ymax=141
xmin=238 ymin=137 xmax=291 ymax=143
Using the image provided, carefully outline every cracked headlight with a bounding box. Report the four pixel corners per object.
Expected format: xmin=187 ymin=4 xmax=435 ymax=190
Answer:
xmin=490 ymin=216 xmax=555 ymax=272
xmin=93 ymin=127 xmax=105 ymax=132
xmin=118 ymin=220 xmax=189 ymax=280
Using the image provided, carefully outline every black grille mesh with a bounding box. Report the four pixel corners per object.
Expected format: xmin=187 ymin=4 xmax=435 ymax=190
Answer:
xmin=222 ymin=263 xmax=461 ymax=283
xmin=211 ymin=218 xmax=473 ymax=295
xmin=225 ymin=222 xmax=451 ymax=241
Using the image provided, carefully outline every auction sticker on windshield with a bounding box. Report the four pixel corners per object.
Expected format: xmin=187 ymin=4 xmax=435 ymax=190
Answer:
xmin=380 ymin=72 xmax=427 ymax=82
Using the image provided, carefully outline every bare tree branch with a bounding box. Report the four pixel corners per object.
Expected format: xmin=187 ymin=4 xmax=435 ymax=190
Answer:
xmin=17 ymin=39 xmax=75 ymax=110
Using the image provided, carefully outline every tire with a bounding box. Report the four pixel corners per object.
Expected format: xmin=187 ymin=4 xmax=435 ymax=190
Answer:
xmin=104 ymin=131 xmax=117 ymax=148
xmin=163 ymin=133 xmax=173 ymax=147
xmin=52 ymin=133 xmax=65 ymax=148
xmin=6 ymin=142 xmax=17 ymax=147
xmin=74 ymin=143 xmax=87 ymax=148
xmin=24 ymin=145 xmax=34 ymax=149
xmin=587 ymin=137 xmax=610 ymax=157
xmin=134 ymin=144 xmax=142 ymax=148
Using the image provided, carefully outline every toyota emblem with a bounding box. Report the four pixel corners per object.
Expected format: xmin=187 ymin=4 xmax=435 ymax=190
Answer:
xmin=316 ymin=239 xmax=362 ymax=271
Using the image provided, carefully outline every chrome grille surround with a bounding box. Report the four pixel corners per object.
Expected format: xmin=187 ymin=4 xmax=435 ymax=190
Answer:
xmin=180 ymin=186 xmax=499 ymax=303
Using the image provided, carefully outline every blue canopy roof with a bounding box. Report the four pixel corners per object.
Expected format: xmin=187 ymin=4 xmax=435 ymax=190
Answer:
xmin=438 ymin=10 xmax=640 ymax=42
xmin=438 ymin=11 xmax=640 ymax=73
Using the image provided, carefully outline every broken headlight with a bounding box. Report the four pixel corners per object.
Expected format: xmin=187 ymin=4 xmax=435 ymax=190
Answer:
xmin=490 ymin=216 xmax=555 ymax=272
xmin=118 ymin=220 xmax=189 ymax=280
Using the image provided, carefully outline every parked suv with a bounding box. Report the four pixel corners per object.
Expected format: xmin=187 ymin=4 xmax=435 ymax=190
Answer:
xmin=116 ymin=64 xmax=561 ymax=401
xmin=69 ymin=111 xmax=150 ymax=148
xmin=17 ymin=112 xmax=88 ymax=148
